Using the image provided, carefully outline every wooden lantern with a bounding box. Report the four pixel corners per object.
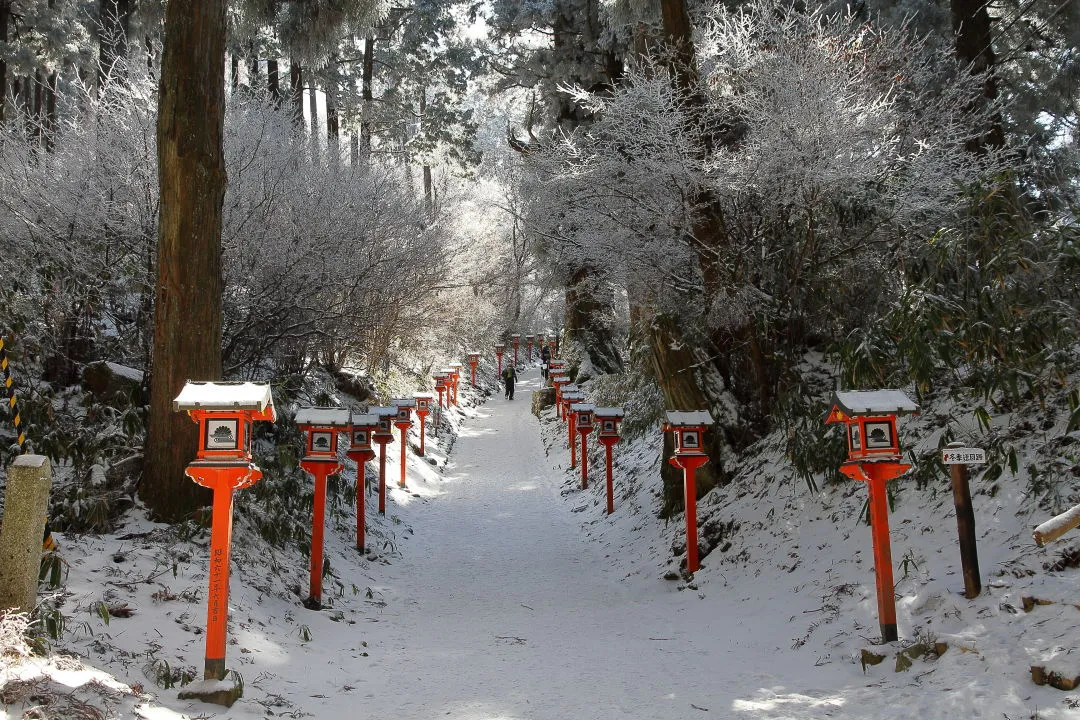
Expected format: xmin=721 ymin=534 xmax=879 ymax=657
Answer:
xmin=825 ymin=389 xmax=918 ymax=643
xmin=348 ymin=413 xmax=378 ymax=552
xmin=561 ymin=389 xmax=585 ymax=468
xmin=594 ymin=407 xmax=625 ymax=514
xmin=413 ymin=393 xmax=434 ymax=456
xmin=390 ymin=398 xmax=416 ymax=488
xmin=448 ymin=363 xmax=463 ymax=405
xmin=173 ymin=381 xmax=276 ymax=688
xmin=295 ymin=407 xmax=349 ymax=610
xmin=369 ymin=406 xmax=397 ymax=515
xmin=525 ymin=334 xmax=535 ymax=361
xmin=494 ymin=343 xmax=506 ymax=377
xmin=571 ymin=401 xmax=595 ymax=489
xmin=467 ymin=351 xmax=481 ymax=386
xmin=663 ymin=410 xmax=714 ymax=574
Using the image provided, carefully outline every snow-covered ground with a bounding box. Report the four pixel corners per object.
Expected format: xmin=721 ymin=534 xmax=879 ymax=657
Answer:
xmin=3 ymin=366 xmax=1080 ymax=719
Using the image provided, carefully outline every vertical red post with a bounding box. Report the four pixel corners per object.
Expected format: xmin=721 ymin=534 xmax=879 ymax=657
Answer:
xmin=418 ymin=414 xmax=427 ymax=455
xmin=378 ymin=441 xmax=388 ymax=514
xmin=470 ymin=364 xmax=477 ymax=386
xmin=569 ymin=412 xmax=577 ymax=468
xmin=684 ymin=463 xmax=699 ymax=573
xmin=867 ymin=466 xmax=898 ymax=642
xmin=580 ymin=432 xmax=589 ymax=488
xmin=355 ymin=461 xmax=368 ymax=551
xmin=605 ymin=443 xmax=614 ymax=514
xmin=204 ymin=481 xmax=234 ymax=680
xmin=309 ymin=468 xmax=326 ymax=605
xmin=496 ymin=353 xmax=503 ymax=377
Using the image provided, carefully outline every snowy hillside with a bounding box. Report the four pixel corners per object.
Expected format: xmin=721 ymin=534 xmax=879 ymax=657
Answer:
xmin=2 ymin=364 xmax=1079 ymax=719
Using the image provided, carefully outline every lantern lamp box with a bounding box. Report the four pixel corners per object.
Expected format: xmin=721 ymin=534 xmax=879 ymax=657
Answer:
xmin=174 ymin=381 xmax=276 ymax=460
xmin=368 ymin=406 xmax=397 ymax=436
xmin=571 ymin=403 xmax=596 ymax=428
xmin=294 ymin=407 xmax=350 ymax=458
xmin=664 ymin=410 xmax=714 ymax=455
xmin=414 ymin=393 xmax=434 ymax=412
xmin=594 ymin=407 xmax=625 ymax=437
xmin=825 ymin=390 xmax=918 ymax=463
xmin=350 ymin=413 xmax=378 ymax=448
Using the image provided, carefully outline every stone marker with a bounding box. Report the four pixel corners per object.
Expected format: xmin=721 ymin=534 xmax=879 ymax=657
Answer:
xmin=0 ymin=455 xmax=52 ymax=613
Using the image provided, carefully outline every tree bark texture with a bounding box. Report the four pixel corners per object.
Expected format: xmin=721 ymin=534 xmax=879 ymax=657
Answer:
xmin=564 ymin=267 xmax=623 ymax=378
xmin=325 ymin=57 xmax=339 ymax=163
xmin=289 ymin=60 xmax=303 ymax=128
xmin=267 ymin=58 xmax=280 ymax=105
xmin=98 ymin=0 xmax=132 ymax=87
xmin=952 ymin=0 xmax=1004 ymax=149
xmin=361 ymin=37 xmax=375 ymax=156
xmin=646 ymin=314 xmax=726 ymax=517
xmin=142 ymin=0 xmax=228 ymax=522
xmin=0 ymin=0 xmax=9 ymax=123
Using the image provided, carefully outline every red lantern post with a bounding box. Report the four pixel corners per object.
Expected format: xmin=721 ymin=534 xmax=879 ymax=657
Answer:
xmin=295 ymin=407 xmax=350 ymax=610
xmin=494 ymin=343 xmax=505 ymax=378
xmin=467 ymin=352 xmax=480 ymax=386
xmin=370 ymin=406 xmax=396 ymax=515
xmin=511 ymin=334 xmax=521 ymax=366
xmin=434 ymin=374 xmax=448 ymax=409
xmin=826 ymin=390 xmax=918 ymax=643
xmin=448 ymin=364 xmax=462 ymax=405
xmin=664 ymin=411 xmax=714 ymax=574
xmin=548 ymin=338 xmax=556 ymax=359
xmin=173 ymin=381 xmax=275 ymax=697
xmin=561 ymin=389 xmax=584 ymax=468
xmin=390 ymin=398 xmax=415 ymax=488
xmin=347 ymin=414 xmax=378 ymax=552
xmin=572 ymin=402 xmax=595 ymax=488
xmin=414 ymin=393 xmax=433 ymax=456
xmin=551 ymin=373 xmax=570 ymax=418
xmin=595 ymin=408 xmax=624 ymax=514
xmin=525 ymin=334 xmax=534 ymax=362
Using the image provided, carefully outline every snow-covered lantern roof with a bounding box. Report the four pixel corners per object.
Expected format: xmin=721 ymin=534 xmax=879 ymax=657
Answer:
xmin=525 ymin=333 xmax=535 ymax=342
xmin=664 ymin=410 xmax=713 ymax=456
xmin=414 ymin=392 xmax=434 ymax=414
xmin=511 ymin=334 xmax=521 ymax=347
xmin=536 ymin=332 xmax=546 ymax=345
xmin=466 ymin=351 xmax=481 ymax=364
xmin=390 ymin=397 xmax=416 ymax=425
xmin=571 ymin=402 xmax=596 ymax=432
xmin=369 ymin=406 xmax=397 ymax=440
xmin=595 ymin=407 xmax=625 ymax=441
xmin=295 ymin=406 xmax=350 ymax=459
xmin=493 ymin=342 xmax=505 ymax=353
xmin=825 ymin=390 xmax=918 ymax=463
xmin=174 ymin=381 xmax=276 ymax=461
xmin=348 ymin=413 xmax=379 ymax=455
xmin=548 ymin=359 xmax=565 ymax=371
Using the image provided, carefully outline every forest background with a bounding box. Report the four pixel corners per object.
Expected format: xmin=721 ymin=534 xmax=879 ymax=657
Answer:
xmin=0 ymin=0 xmax=1077 ymax=540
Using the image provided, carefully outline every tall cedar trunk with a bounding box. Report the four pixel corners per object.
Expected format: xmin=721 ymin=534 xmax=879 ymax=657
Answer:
xmin=44 ymin=71 xmax=57 ymax=152
xmin=325 ymin=57 xmax=339 ymax=164
xmin=231 ymin=53 xmax=239 ymax=93
xmin=308 ymin=77 xmax=319 ymax=160
xmin=31 ymin=71 xmax=42 ymax=148
xmin=99 ymin=0 xmax=132 ymax=87
xmin=350 ymin=133 xmax=359 ymax=166
xmin=361 ymin=37 xmax=374 ymax=156
xmin=142 ymin=0 xmax=228 ymax=521
xmin=647 ymin=315 xmax=725 ymax=516
xmin=289 ymin=60 xmax=303 ymax=128
xmin=0 ymin=0 xmax=8 ymax=123
xmin=419 ymin=88 xmax=432 ymax=216
xmin=267 ymin=58 xmax=280 ymax=105
xmin=952 ymin=0 xmax=1004 ymax=149
xmin=248 ymin=43 xmax=259 ymax=91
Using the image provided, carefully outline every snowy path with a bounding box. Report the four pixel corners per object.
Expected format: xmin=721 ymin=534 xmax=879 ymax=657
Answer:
xmin=277 ymin=369 xmax=843 ymax=720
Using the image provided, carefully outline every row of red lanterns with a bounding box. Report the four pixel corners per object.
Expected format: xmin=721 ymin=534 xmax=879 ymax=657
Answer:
xmin=494 ymin=331 xmax=556 ymax=374
xmin=168 ymin=356 xmax=484 ymax=693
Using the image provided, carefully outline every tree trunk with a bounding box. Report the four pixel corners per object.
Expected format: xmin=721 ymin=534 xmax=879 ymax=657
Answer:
xmin=142 ymin=0 xmax=228 ymax=522
xmin=361 ymin=37 xmax=374 ymax=156
xmin=230 ymin=52 xmax=239 ymax=93
xmin=308 ymin=77 xmax=319 ymax=160
xmin=289 ymin=60 xmax=303 ymax=128
xmin=248 ymin=43 xmax=260 ymax=91
xmin=31 ymin=71 xmax=43 ymax=149
xmin=646 ymin=314 xmax=726 ymax=517
xmin=0 ymin=0 xmax=9 ymax=123
xmin=99 ymin=0 xmax=132 ymax=87
xmin=325 ymin=57 xmax=339 ymax=165
xmin=267 ymin=58 xmax=280 ymax=105
xmin=419 ymin=88 xmax=432 ymax=216
xmin=43 ymin=71 xmax=57 ymax=152
xmin=952 ymin=0 xmax=1004 ymax=149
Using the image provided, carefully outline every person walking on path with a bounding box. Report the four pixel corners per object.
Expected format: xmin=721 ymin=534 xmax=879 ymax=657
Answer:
xmin=501 ymin=365 xmax=517 ymax=400
xmin=539 ymin=345 xmax=551 ymax=379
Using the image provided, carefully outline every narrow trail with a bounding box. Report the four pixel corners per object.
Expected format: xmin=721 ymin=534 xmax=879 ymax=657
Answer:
xmin=283 ymin=368 xmax=841 ymax=720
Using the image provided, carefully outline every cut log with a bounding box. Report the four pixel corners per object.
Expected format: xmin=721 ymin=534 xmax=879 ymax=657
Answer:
xmin=1033 ymin=503 xmax=1080 ymax=546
